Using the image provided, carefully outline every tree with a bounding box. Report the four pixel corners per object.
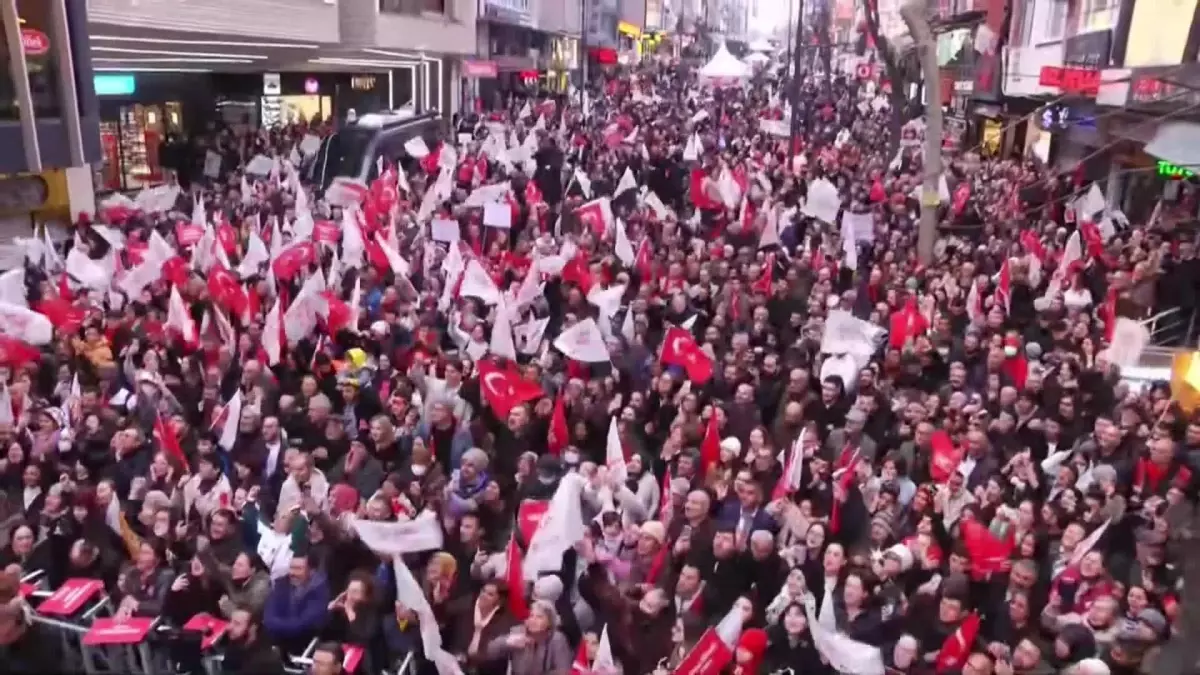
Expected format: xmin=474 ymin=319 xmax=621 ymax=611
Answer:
xmin=862 ymin=0 xmax=920 ymax=159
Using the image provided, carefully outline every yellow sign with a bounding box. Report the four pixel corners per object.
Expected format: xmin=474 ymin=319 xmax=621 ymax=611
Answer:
xmin=1125 ymin=0 xmax=1197 ymax=67
xmin=351 ymin=75 xmax=377 ymax=91
xmin=618 ymin=21 xmax=641 ymax=38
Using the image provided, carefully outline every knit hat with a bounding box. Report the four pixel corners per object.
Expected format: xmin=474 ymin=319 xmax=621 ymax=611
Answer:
xmin=640 ymin=521 xmax=667 ymax=545
xmin=884 ymin=543 xmax=914 ymax=572
xmin=532 ymin=575 xmax=564 ymax=603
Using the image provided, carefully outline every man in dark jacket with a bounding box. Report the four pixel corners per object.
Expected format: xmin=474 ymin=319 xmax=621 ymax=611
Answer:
xmin=223 ymin=606 xmax=286 ymax=674
xmin=533 ymin=138 xmax=565 ymax=207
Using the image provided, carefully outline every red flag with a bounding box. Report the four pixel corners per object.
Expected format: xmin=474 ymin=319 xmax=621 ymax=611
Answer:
xmin=0 ymin=336 xmax=41 ymax=368
xmin=271 ymin=241 xmax=316 ymax=281
xmin=700 ymin=413 xmax=721 ymax=476
xmin=1101 ymin=286 xmax=1118 ymax=342
xmin=830 ymin=458 xmax=859 ymax=534
xmin=162 ymin=256 xmax=190 ymax=288
xmin=517 ymin=500 xmax=549 ymax=544
xmin=154 ymin=412 xmax=189 ymax=469
xmin=672 ymin=628 xmax=733 ymax=675
xmin=951 ymin=183 xmax=971 ymax=217
xmin=321 ymin=291 xmax=354 ymax=335
xmin=935 ymin=612 xmax=981 ymax=673
xmin=660 ymin=326 xmax=714 ymax=384
xmin=215 ymin=223 xmax=238 ymax=254
xmin=561 ymin=253 xmax=594 ymax=296
xmin=659 ymin=469 xmax=672 ymax=522
xmin=929 ymin=430 xmax=963 ymax=483
xmin=960 ymin=521 xmax=1013 ymax=581
xmin=313 ymin=220 xmax=341 ymax=244
xmin=477 ymin=359 xmax=545 ymax=418
xmin=995 ymin=258 xmax=1013 ymax=314
xmin=505 ymin=534 xmax=529 ymax=621
xmin=751 ymin=252 xmax=775 ymax=295
xmin=645 ymin=542 xmax=669 ymax=585
xmin=175 ymin=222 xmax=205 ymax=248
xmin=369 ymin=177 xmax=399 ymax=214
xmin=547 ymin=394 xmax=569 ymax=456
xmin=572 ymin=638 xmax=590 ymax=673
xmin=206 ymin=264 xmax=250 ymax=318
xmin=34 ymin=297 xmax=87 ymax=334
xmin=635 ymin=238 xmax=655 ymax=281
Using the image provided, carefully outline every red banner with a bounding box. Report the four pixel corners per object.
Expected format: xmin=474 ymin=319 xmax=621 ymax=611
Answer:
xmin=183 ymin=612 xmax=229 ymax=650
xmin=38 ymin=578 xmax=103 ymax=616
xmin=672 ymin=629 xmax=733 ymax=675
xmin=83 ymin=617 xmax=155 ymax=646
xmin=517 ymin=500 xmax=549 ymax=543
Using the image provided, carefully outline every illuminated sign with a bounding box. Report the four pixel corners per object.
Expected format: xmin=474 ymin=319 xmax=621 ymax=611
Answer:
xmin=1038 ymin=66 xmax=1100 ymax=96
xmin=1157 ymin=160 xmax=1195 ymax=180
xmin=350 ymin=76 xmax=377 ymax=91
xmin=94 ymin=74 xmax=136 ymax=96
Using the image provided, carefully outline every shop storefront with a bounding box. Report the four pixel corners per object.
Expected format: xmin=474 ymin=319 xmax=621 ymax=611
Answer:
xmin=617 ymin=22 xmax=642 ymax=63
xmin=541 ymin=37 xmax=579 ymax=93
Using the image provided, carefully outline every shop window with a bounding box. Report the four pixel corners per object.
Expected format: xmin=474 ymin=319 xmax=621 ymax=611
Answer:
xmin=98 ymin=103 xmax=183 ymax=191
xmin=379 ymin=0 xmax=447 ymax=15
xmin=0 ymin=0 xmax=64 ymax=120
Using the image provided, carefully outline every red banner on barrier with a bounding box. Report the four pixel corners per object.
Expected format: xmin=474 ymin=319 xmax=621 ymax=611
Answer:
xmin=83 ymin=617 xmax=155 ymax=646
xmin=38 ymin=578 xmax=104 ymax=616
xmin=672 ymin=628 xmax=733 ymax=675
xmin=184 ymin=612 xmax=229 ymax=650
xmin=344 ymin=644 xmax=365 ymax=672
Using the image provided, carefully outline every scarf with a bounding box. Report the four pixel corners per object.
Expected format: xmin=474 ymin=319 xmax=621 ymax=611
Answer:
xmin=467 ymin=600 xmax=499 ymax=656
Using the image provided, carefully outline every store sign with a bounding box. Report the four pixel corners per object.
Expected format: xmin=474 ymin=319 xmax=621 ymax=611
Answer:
xmin=263 ymin=73 xmax=281 ymax=96
xmin=1157 ymin=160 xmax=1195 ymax=180
xmin=484 ymin=0 xmax=534 ymax=26
xmin=94 ymin=74 xmax=136 ymax=96
xmin=21 ymin=28 xmax=50 ymax=57
xmin=351 ymin=76 xmax=377 ymax=91
xmin=304 ymin=78 xmax=320 ymax=94
xmin=1064 ymin=30 xmax=1112 ymax=69
xmin=618 ymin=21 xmax=642 ymax=38
xmin=463 ymin=60 xmax=499 ymax=78
xmin=1038 ymin=66 xmax=1100 ymax=96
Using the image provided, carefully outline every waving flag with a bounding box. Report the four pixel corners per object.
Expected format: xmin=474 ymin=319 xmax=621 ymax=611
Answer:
xmin=553 ymin=318 xmax=609 ymax=363
xmin=477 ymin=359 xmax=545 ymax=417
xmin=935 ymin=612 xmax=980 ymax=673
xmin=660 ymin=326 xmax=713 ymax=383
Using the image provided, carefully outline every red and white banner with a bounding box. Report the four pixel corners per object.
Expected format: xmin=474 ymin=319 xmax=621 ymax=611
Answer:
xmin=37 ymin=577 xmax=103 ymax=616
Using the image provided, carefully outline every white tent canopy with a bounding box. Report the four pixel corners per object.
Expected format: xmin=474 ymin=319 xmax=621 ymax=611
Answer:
xmin=749 ymin=38 xmax=774 ymax=53
xmin=699 ymin=43 xmax=751 ymax=83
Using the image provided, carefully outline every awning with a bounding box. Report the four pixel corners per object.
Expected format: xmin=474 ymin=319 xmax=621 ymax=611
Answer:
xmin=1143 ymin=121 xmax=1200 ymax=169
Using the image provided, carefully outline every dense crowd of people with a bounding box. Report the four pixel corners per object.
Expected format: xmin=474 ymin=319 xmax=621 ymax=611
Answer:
xmin=0 ymin=49 xmax=1199 ymax=675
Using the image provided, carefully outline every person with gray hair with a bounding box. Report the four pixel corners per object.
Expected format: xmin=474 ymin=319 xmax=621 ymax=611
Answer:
xmin=486 ymin=599 xmax=573 ymax=675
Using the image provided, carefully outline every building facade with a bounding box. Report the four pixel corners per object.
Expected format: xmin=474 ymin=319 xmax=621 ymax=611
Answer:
xmin=1001 ymin=0 xmax=1200 ymax=223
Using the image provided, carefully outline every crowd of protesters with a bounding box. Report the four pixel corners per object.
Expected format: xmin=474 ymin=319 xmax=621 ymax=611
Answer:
xmin=0 ymin=47 xmax=1199 ymax=675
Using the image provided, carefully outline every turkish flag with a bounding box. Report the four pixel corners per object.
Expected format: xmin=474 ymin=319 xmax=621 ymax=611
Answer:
xmin=320 ymin=291 xmax=354 ymax=334
xmin=516 ymin=499 xmax=549 ymax=544
xmin=272 ymin=241 xmax=316 ymax=281
xmin=547 ymin=394 xmax=569 ymax=456
xmin=154 ymin=412 xmax=189 ymax=469
xmin=35 ymin=297 xmax=87 ymax=334
xmin=313 ymin=220 xmax=341 ymax=244
xmin=477 ymin=359 xmax=545 ymax=418
xmin=751 ymin=252 xmax=775 ymax=295
xmin=525 ymin=180 xmax=543 ymax=206
xmin=660 ymin=326 xmax=713 ymax=384
xmin=505 ymin=533 xmax=529 ymax=620
xmin=960 ymin=521 xmax=1013 ymax=581
xmin=0 ymin=336 xmax=41 ymax=368
xmin=175 ymin=222 xmax=205 ymax=248
xmin=162 ymin=256 xmax=190 ymax=288
xmin=369 ymin=177 xmax=399 ymax=214
xmin=560 ymin=253 xmax=594 ymax=296
xmin=126 ymin=240 xmax=149 ymax=265
xmin=206 ymin=264 xmax=250 ymax=318
xmin=935 ymin=612 xmax=981 ymax=673
xmin=215 ymin=223 xmax=238 ymax=254
xmin=929 ymin=430 xmax=963 ymax=483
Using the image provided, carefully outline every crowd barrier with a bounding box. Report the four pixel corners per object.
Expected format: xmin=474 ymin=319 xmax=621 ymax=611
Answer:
xmin=22 ymin=571 xmax=418 ymax=675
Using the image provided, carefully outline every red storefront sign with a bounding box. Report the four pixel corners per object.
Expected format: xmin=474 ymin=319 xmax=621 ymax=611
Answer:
xmin=463 ymin=60 xmax=499 ymax=78
xmin=21 ymin=29 xmax=50 ymax=57
xmin=1038 ymin=66 xmax=1100 ymax=96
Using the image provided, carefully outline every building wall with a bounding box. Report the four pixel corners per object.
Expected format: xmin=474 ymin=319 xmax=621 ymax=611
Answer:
xmin=585 ymin=0 xmax=621 ymax=48
xmin=541 ymin=0 xmax=583 ymax=34
xmin=87 ymin=0 xmax=341 ymax=43
xmin=335 ymin=0 xmax=476 ymax=55
xmin=619 ymin=0 xmax=647 ymax=30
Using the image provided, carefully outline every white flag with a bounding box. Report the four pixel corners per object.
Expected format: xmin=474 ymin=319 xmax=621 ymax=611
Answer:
xmin=524 ymin=473 xmax=588 ymax=580
xmin=459 ymin=259 xmax=502 ymax=305
xmin=615 ymin=167 xmax=638 ymax=196
xmin=166 ymin=286 xmax=197 ymax=344
xmin=489 ymin=303 xmax=518 ymax=362
xmin=375 ymin=233 xmax=411 ymax=277
xmin=263 ymin=298 xmax=282 ymax=365
xmin=614 ymin=218 xmax=635 ymax=266
xmin=0 ymin=268 xmax=25 ymax=307
xmin=553 ymin=318 xmax=609 ymax=362
xmin=404 ymin=136 xmax=430 ymax=159
xmin=217 ymin=389 xmax=243 ymax=451
xmin=605 ymin=417 xmax=627 ymax=485
xmin=587 ymin=284 xmax=626 ymax=318
xmin=573 ymin=168 xmax=593 ymax=198
xmin=0 ymin=301 xmax=53 ymax=345
xmin=514 ymin=263 xmax=544 ymax=310
xmin=514 ymin=317 xmax=550 ymax=355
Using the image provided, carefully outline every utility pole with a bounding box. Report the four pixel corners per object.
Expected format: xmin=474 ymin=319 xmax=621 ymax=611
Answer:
xmin=784 ymin=0 xmax=794 ymax=82
xmin=580 ymin=0 xmax=588 ymax=111
xmin=900 ymin=0 xmax=941 ymax=266
xmin=787 ymin=0 xmax=805 ymax=165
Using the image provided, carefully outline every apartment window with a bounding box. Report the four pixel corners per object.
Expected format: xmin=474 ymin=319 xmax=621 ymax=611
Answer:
xmin=379 ymin=0 xmax=446 ymax=15
xmin=1032 ymin=0 xmax=1068 ymax=44
xmin=1080 ymin=0 xmax=1117 ymax=32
